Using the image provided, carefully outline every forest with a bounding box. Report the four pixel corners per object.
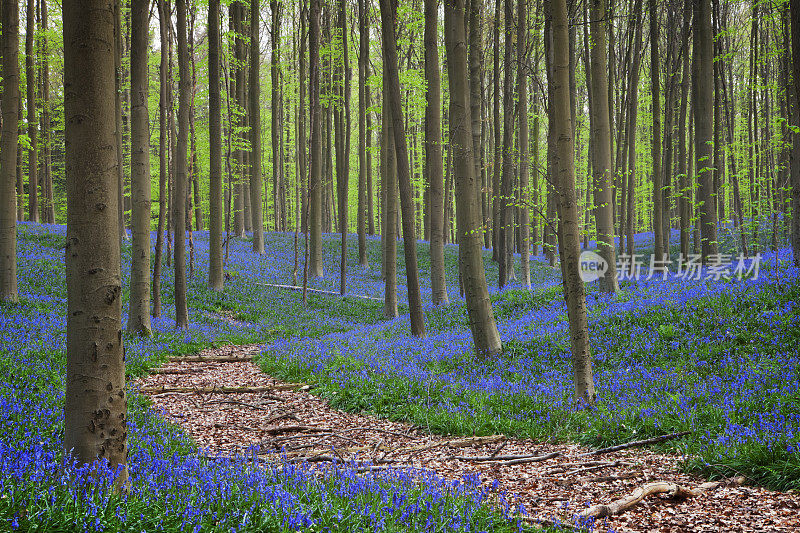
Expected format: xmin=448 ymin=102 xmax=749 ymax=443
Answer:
xmin=0 ymin=0 xmax=799 ymax=530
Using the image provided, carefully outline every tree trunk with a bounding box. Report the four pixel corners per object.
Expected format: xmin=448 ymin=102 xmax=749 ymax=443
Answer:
xmin=491 ymin=0 xmax=501 ymax=260
xmin=791 ymin=0 xmax=799 ymax=264
xmin=425 ymin=0 xmax=448 ymax=304
xmin=335 ymin=0 xmax=351 ymax=294
xmin=625 ymin=0 xmax=643 ymax=260
xmin=380 ymin=0 xmax=426 ymax=337
xmin=0 ymin=0 xmax=19 ymax=303
xmin=545 ymin=0 xmax=596 ymax=405
xmin=678 ymin=0 xmax=691 ymax=258
xmin=174 ymin=0 xmax=190 ymax=328
xmin=64 ymin=0 xmax=128 ymax=487
xmin=127 ymin=0 xmax=152 ymax=337
xmin=271 ymin=0 xmax=282 ymax=234
xmin=38 ymin=0 xmax=54 ymax=223
xmin=382 ymin=95 xmax=399 ymax=317
xmin=517 ymin=0 xmax=530 ymax=288
xmin=357 ymin=0 xmax=369 ymax=267
xmin=444 ymin=0 xmax=502 ymax=356
xmin=208 ymin=0 xmax=224 ymax=291
xmin=650 ymin=0 xmax=664 ymax=261
xmin=498 ymin=0 xmax=516 ymax=287
xmin=693 ymin=0 xmax=719 ymax=261
xmin=26 ymin=0 xmax=38 ymax=223
xmin=588 ymin=0 xmax=619 ymax=292
xmin=231 ymin=2 xmax=245 ymax=238
xmin=153 ymin=1 xmax=171 ymax=317
xmin=309 ymin=0 xmax=324 ymax=277
xmin=248 ymin=0 xmax=264 ymax=253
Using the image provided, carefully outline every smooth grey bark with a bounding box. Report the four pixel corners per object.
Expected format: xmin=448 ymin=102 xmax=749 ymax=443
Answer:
xmin=26 ymin=0 xmax=38 ymax=223
xmin=174 ymin=0 xmax=190 ymax=328
xmin=588 ymin=0 xmax=619 ymax=292
xmin=444 ymin=0 xmax=502 ymax=356
xmin=308 ymin=0 xmax=324 ymax=277
xmin=64 ymin=0 xmax=128 ymax=487
xmin=425 ymin=0 xmax=448 ymax=305
xmin=208 ymin=0 xmax=224 ymax=291
xmin=650 ymin=0 xmax=664 ymax=261
xmin=0 ymin=0 xmax=19 ymax=303
xmin=692 ymin=0 xmax=719 ymax=261
xmin=517 ymin=0 xmax=530 ymax=289
xmin=357 ymin=0 xmax=368 ymax=267
xmin=127 ymin=0 xmax=152 ymax=337
xmin=545 ymin=0 xmax=596 ymax=405
xmin=379 ymin=0 xmax=426 ymax=337
xmin=250 ymin=0 xmax=264 ymax=253
xmin=498 ymin=0 xmax=515 ymax=287
xmin=791 ymin=0 xmax=799 ymax=264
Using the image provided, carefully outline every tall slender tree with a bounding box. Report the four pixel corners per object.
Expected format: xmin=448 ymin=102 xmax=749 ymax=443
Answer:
xmin=517 ymin=0 xmax=531 ymax=289
xmin=790 ymin=0 xmax=799 ymax=265
xmin=127 ymin=0 xmax=152 ymax=337
xmin=153 ymin=0 xmax=170 ymax=317
xmin=335 ymin=0 xmax=351 ymax=295
xmin=357 ymin=0 xmax=369 ymax=267
xmin=444 ymin=0 xmax=502 ymax=356
xmin=588 ymin=0 xmax=618 ymax=292
xmin=174 ymin=0 xmax=190 ymax=328
xmin=425 ymin=0 xmax=448 ymax=304
xmin=64 ymin=0 xmax=128 ymax=487
xmin=208 ymin=0 xmax=224 ymax=290
xmin=0 ymin=0 xmax=19 ymax=303
xmin=250 ymin=0 xmax=265 ymax=253
xmin=379 ymin=0 xmax=426 ymax=338
xmin=26 ymin=0 xmax=38 ymax=223
xmin=693 ymin=0 xmax=718 ymax=260
xmin=308 ymin=0 xmax=324 ymax=277
xmin=650 ymin=0 xmax=664 ymax=261
xmin=546 ymin=0 xmax=596 ymax=405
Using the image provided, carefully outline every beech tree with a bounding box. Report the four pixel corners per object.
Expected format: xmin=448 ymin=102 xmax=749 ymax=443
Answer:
xmin=26 ymin=0 xmax=38 ymax=223
xmin=545 ymin=0 xmax=596 ymax=405
xmin=379 ymin=0 xmax=426 ymax=338
xmin=127 ymin=0 xmax=152 ymax=337
xmin=0 ymin=0 xmax=19 ymax=303
xmin=425 ymin=0 xmax=448 ymax=305
xmin=444 ymin=0 xmax=502 ymax=356
xmin=250 ymin=0 xmax=265 ymax=254
xmin=308 ymin=0 xmax=324 ymax=278
xmin=588 ymin=0 xmax=619 ymax=292
xmin=791 ymin=0 xmax=799 ymax=265
xmin=208 ymin=0 xmax=224 ymax=290
xmin=63 ymin=0 xmax=128 ymax=486
xmin=174 ymin=0 xmax=190 ymax=328
xmin=693 ymin=0 xmax=719 ymax=261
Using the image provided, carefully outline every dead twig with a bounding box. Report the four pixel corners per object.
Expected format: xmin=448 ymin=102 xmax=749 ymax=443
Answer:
xmin=501 ymin=452 xmax=562 ymax=466
xmin=578 ymin=431 xmax=691 ymax=457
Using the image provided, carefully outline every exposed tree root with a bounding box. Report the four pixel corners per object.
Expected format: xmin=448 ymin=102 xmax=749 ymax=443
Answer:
xmin=579 ymin=476 xmax=746 ymax=519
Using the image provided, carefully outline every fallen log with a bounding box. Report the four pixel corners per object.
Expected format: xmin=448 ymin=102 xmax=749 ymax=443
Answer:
xmin=578 ymin=476 xmax=746 ymax=519
xmin=453 ymin=452 xmax=550 ymax=462
xmin=259 ymin=283 xmax=384 ymax=302
xmin=140 ymin=383 xmax=307 ymax=395
xmin=578 ymin=431 xmax=690 ymax=457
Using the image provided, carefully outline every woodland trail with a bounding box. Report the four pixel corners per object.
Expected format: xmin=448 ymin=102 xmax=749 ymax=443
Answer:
xmin=135 ymin=343 xmax=800 ymax=532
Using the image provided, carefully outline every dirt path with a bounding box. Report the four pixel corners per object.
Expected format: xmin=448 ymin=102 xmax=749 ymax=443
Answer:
xmin=135 ymin=344 xmax=800 ymax=532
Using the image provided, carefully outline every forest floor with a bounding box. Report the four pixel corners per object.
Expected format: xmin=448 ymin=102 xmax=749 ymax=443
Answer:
xmin=138 ymin=343 xmax=800 ymax=533
xmin=4 ymin=222 xmax=800 ymax=532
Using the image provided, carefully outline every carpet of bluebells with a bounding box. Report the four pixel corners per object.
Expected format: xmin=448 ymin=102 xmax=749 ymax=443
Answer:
xmin=261 ymin=225 xmax=800 ymax=491
xmin=0 ymin=222 xmax=531 ymax=532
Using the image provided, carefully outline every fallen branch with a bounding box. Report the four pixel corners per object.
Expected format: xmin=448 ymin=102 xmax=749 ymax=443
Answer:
xmin=502 ymin=452 xmax=562 ymax=466
xmin=578 ymin=431 xmax=691 ymax=457
xmin=262 ymin=425 xmax=330 ymax=435
xmin=265 ymin=410 xmax=299 ymax=424
xmin=578 ymin=476 xmax=746 ymax=519
xmin=279 ymin=435 xmax=505 ymax=460
xmin=453 ymin=452 xmax=550 ymax=462
xmin=204 ymin=399 xmax=272 ymax=411
xmin=259 ymin=283 xmax=384 ymax=302
xmin=562 ymin=460 xmax=630 ymax=477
